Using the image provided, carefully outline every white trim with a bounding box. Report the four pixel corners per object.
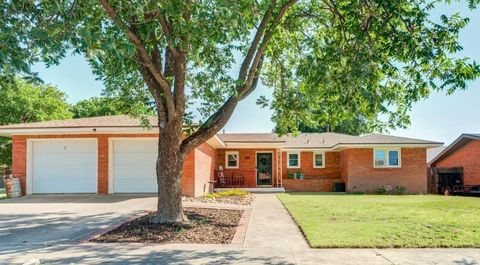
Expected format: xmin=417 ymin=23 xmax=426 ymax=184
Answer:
xmin=26 ymin=138 xmax=98 ymax=194
xmin=206 ymin=135 xmax=225 ymax=149
xmin=313 ymin=150 xmax=325 ymax=168
xmin=373 ymin=147 xmax=401 ymax=168
xmin=26 ymin=140 xmax=33 ymax=195
xmin=286 ymin=151 xmax=301 ymax=168
xmin=333 ymin=143 xmax=441 ymax=150
xmin=255 ymin=151 xmax=274 ymax=186
xmin=225 ymin=151 xmax=239 ymax=169
xmin=0 ymin=127 xmax=159 ymax=137
xmin=108 ymin=138 xmax=114 ymax=194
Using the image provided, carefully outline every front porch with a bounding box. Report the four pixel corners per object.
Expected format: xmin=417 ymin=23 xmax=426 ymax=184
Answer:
xmin=214 ymin=187 xmax=286 ymax=193
xmin=214 ymin=148 xmax=283 ymax=189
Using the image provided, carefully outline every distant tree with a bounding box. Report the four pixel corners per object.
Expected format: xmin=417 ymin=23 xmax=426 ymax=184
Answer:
xmin=0 ymin=78 xmax=73 ymax=170
xmin=71 ymin=96 xmax=154 ymax=118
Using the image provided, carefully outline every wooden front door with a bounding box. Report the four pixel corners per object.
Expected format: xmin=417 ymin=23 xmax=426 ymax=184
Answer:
xmin=256 ymin=153 xmax=273 ymax=185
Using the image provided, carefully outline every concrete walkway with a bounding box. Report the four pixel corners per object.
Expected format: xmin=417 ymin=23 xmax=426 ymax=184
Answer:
xmin=244 ymin=193 xmax=308 ymax=250
xmin=1 ymin=194 xmax=480 ymax=264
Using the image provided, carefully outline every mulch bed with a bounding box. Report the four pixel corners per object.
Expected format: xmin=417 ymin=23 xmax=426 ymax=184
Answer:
xmin=183 ymin=194 xmax=254 ymax=205
xmin=91 ymin=208 xmax=243 ymax=244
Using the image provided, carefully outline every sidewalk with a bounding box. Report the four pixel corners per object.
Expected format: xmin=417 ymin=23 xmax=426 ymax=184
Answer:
xmin=244 ymin=193 xmax=308 ymax=250
xmin=2 ymin=194 xmax=480 ymax=264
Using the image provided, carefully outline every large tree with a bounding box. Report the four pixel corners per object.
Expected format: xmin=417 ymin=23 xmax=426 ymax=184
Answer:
xmin=0 ymin=78 xmax=73 ymax=172
xmin=1 ymin=1 xmax=478 ymax=223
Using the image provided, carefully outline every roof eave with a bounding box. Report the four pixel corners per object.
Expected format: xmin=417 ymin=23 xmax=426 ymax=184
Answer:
xmin=430 ymin=133 xmax=480 ymax=165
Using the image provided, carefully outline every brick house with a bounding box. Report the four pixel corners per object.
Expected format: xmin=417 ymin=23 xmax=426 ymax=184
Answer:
xmin=0 ymin=115 xmax=441 ymax=196
xmin=429 ymin=134 xmax=480 ymax=194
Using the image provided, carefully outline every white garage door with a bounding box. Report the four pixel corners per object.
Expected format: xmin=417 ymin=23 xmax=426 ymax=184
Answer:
xmin=112 ymin=139 xmax=158 ymax=193
xmin=32 ymin=139 xmax=98 ymax=194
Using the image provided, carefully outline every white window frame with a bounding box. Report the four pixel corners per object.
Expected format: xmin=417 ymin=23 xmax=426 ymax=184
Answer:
xmin=313 ymin=151 xmax=325 ymax=168
xmin=225 ymin=151 xmax=239 ymax=169
xmin=373 ymin=148 xmax=401 ymax=168
xmin=287 ymin=151 xmax=301 ymax=168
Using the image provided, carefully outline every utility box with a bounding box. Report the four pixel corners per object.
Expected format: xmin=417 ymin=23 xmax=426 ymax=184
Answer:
xmin=333 ymin=182 xmax=346 ymax=192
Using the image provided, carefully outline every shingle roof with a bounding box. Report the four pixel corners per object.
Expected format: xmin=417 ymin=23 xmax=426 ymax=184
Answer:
xmin=430 ymin=133 xmax=480 ymax=165
xmin=0 ymin=115 xmax=158 ymax=129
xmin=217 ymin=132 xmax=442 ymax=148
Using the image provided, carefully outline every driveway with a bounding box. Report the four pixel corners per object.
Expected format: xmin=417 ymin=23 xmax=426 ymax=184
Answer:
xmin=0 ymin=194 xmax=156 ymax=255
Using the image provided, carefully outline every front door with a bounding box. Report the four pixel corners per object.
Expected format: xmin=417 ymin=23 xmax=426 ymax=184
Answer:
xmin=256 ymin=153 xmax=273 ymax=186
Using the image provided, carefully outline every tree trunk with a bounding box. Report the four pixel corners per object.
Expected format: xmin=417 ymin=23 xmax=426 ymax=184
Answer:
xmin=152 ymin=119 xmax=185 ymax=224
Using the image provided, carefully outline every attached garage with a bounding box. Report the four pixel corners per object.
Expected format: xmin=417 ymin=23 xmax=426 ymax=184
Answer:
xmin=30 ymin=139 xmax=98 ymax=194
xmin=0 ymin=115 xmax=219 ymax=197
xmin=111 ymin=139 xmax=158 ymax=193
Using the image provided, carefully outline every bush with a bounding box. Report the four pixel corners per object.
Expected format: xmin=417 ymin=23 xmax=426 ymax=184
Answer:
xmin=376 ymin=185 xmax=387 ymax=194
xmin=395 ymin=185 xmax=406 ymax=195
xmin=204 ymin=189 xmax=249 ymax=199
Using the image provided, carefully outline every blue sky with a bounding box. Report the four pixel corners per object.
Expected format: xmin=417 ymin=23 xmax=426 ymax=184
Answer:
xmin=32 ymin=2 xmax=479 ymax=146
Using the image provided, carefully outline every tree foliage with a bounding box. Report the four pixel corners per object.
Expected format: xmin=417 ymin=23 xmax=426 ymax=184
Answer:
xmin=0 ymin=78 xmax=72 ymax=170
xmin=1 ymin=0 xmax=478 ymax=222
xmin=259 ymin=1 xmax=480 ymax=135
xmin=71 ymin=96 xmax=155 ymax=118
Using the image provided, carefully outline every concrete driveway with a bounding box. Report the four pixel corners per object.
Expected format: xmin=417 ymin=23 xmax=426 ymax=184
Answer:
xmin=0 ymin=194 xmax=156 ymax=255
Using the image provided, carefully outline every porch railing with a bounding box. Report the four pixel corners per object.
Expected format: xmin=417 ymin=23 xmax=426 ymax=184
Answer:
xmin=214 ymin=169 xmax=256 ymax=188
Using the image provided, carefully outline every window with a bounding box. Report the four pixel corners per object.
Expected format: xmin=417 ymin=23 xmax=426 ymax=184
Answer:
xmin=225 ymin=151 xmax=239 ymax=168
xmin=313 ymin=151 xmax=325 ymax=168
xmin=374 ymin=148 xmax=401 ymax=168
xmin=287 ymin=151 xmax=300 ymax=168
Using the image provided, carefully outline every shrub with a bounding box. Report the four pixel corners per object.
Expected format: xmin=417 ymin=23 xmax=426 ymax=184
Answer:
xmin=204 ymin=189 xmax=249 ymax=199
xmin=395 ymin=185 xmax=406 ymax=195
xmin=287 ymin=172 xmax=294 ymax=179
xmin=376 ymin=185 xmax=387 ymax=194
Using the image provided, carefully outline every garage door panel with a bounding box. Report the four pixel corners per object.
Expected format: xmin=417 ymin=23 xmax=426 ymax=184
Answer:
xmin=113 ymin=139 xmax=158 ymax=193
xmin=114 ymin=153 xmax=157 ymax=167
xmin=114 ymin=140 xmax=157 ymax=153
xmin=32 ymin=140 xmax=97 ymax=194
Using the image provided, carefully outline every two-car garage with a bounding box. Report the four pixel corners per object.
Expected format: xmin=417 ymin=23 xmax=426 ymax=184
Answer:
xmin=28 ymin=138 xmax=158 ymax=194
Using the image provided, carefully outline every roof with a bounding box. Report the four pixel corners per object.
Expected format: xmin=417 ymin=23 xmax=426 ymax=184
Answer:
xmin=430 ymin=134 xmax=480 ymax=165
xmin=0 ymin=115 xmax=443 ymax=149
xmin=0 ymin=115 xmax=158 ymax=129
xmin=427 ymin=146 xmax=447 ymax=162
xmin=217 ymin=132 xmax=442 ymax=149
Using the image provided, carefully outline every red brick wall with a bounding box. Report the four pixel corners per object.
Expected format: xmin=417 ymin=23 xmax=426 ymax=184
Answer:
xmin=216 ymin=148 xmax=278 ymax=187
xmin=11 ymin=137 xmax=26 ymax=193
xmin=435 ymin=140 xmax=480 ymax=185
xmin=11 ymin=134 xmax=201 ymax=196
xmin=341 ymin=148 xmax=427 ymax=194
xmin=182 ymin=149 xmax=195 ymax=197
xmin=281 ymin=151 xmax=342 ymax=192
xmin=194 ymin=143 xmax=216 ymax=196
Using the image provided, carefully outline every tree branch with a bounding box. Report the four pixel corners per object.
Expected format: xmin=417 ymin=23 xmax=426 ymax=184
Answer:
xmin=98 ymin=0 xmax=175 ymax=120
xmin=180 ymin=0 xmax=297 ymax=155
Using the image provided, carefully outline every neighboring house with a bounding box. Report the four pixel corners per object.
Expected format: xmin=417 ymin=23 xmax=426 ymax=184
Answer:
xmin=429 ymin=134 xmax=480 ymax=194
xmin=0 ymin=115 xmax=442 ymax=196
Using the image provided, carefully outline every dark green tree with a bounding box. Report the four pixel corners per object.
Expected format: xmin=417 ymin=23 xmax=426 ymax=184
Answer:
xmin=0 ymin=78 xmax=73 ymax=171
xmin=1 ymin=0 xmax=478 ymax=223
xmin=71 ymin=96 xmax=154 ymax=118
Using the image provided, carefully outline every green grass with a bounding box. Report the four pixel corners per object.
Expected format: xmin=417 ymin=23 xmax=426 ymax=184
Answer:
xmin=277 ymin=192 xmax=480 ymax=248
xmin=0 ymin=188 xmax=6 ymax=200
xmin=204 ymin=189 xmax=249 ymax=199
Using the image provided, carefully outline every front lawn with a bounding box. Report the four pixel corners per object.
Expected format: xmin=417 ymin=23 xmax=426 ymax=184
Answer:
xmin=0 ymin=188 xmax=6 ymax=200
xmin=277 ymin=193 xmax=480 ymax=248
